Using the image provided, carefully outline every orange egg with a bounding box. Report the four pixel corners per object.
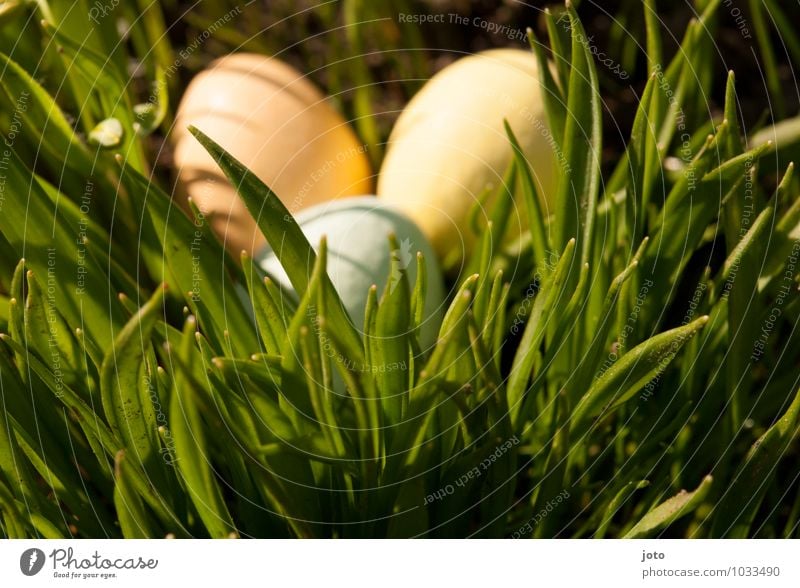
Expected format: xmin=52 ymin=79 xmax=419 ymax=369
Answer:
xmin=172 ymin=53 xmax=373 ymax=255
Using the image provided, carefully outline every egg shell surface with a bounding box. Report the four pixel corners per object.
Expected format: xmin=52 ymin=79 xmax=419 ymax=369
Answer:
xmin=255 ymin=197 xmax=446 ymax=349
xmin=377 ymin=48 xmax=557 ymax=268
xmin=173 ymin=53 xmax=373 ymax=255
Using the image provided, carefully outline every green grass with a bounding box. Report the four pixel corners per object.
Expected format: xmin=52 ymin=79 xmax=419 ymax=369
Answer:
xmin=0 ymin=0 xmax=798 ymax=538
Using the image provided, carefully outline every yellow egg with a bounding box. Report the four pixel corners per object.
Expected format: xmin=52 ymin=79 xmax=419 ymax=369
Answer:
xmin=377 ymin=48 xmax=557 ymax=268
xmin=172 ymin=53 xmax=373 ymax=255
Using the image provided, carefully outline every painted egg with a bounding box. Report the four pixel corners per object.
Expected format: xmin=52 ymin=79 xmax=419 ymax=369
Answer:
xmin=255 ymin=197 xmax=445 ymax=349
xmin=173 ymin=53 xmax=373 ymax=255
xmin=377 ymin=48 xmax=557 ymax=268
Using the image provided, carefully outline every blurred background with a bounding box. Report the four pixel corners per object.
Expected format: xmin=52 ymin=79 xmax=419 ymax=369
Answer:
xmin=162 ymin=0 xmax=800 ymax=173
xmin=3 ymin=0 xmax=800 ymax=181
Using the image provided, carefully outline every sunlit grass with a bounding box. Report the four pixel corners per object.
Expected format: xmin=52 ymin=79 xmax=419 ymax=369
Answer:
xmin=0 ymin=0 xmax=798 ymax=538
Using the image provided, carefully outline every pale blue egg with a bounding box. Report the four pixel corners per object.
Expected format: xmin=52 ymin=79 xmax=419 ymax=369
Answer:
xmin=254 ymin=197 xmax=446 ymax=350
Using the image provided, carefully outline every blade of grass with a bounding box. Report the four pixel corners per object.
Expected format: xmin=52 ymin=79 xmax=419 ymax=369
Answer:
xmin=508 ymin=238 xmax=576 ymax=429
xmin=553 ymin=2 xmax=601 ymax=276
xmin=100 ymin=285 xmax=168 ymax=491
xmin=187 ymin=126 xmax=363 ymax=357
xmin=624 ymin=475 xmax=713 ymax=538
xmin=167 ymin=316 xmax=236 ymax=538
xmin=711 ymin=387 xmax=800 ymax=537
xmin=571 ymin=316 xmax=709 ymax=432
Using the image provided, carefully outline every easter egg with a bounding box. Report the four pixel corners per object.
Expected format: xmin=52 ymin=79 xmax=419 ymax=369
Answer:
xmin=173 ymin=53 xmax=373 ymax=256
xmin=377 ymin=48 xmax=557 ymax=268
xmin=254 ymin=197 xmax=445 ymax=349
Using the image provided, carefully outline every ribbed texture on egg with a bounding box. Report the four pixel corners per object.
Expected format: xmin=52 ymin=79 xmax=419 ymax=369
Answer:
xmin=173 ymin=53 xmax=373 ymax=255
